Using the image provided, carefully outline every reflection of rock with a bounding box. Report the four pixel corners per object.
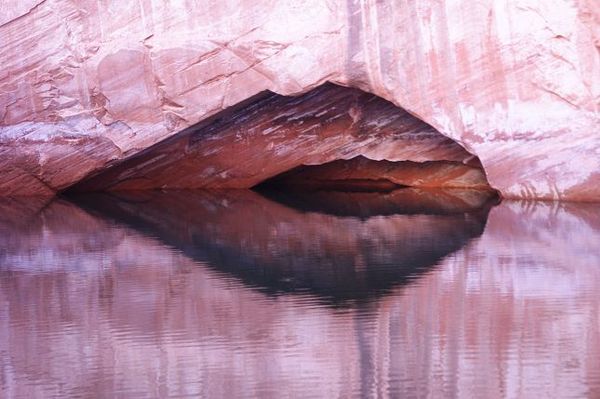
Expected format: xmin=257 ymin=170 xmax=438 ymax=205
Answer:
xmin=1 ymin=195 xmax=600 ymax=397
xmin=379 ymin=200 xmax=600 ymax=398
xmin=0 ymin=196 xmax=51 ymax=227
xmin=0 ymin=198 xmax=126 ymax=273
xmin=72 ymin=189 xmax=490 ymax=302
xmin=70 ymin=84 xmax=473 ymax=192
xmin=258 ymin=187 xmax=498 ymax=218
xmin=261 ymin=156 xmax=491 ymax=190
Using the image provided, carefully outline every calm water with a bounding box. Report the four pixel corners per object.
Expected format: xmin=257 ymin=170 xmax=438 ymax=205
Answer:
xmin=0 ymin=189 xmax=599 ymax=398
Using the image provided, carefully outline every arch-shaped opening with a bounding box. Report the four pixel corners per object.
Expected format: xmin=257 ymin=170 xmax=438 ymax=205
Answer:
xmin=66 ymin=83 xmax=497 ymax=197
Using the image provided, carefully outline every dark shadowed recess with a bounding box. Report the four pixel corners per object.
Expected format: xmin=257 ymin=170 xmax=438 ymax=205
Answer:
xmin=256 ymin=187 xmax=499 ymax=218
xmin=67 ymin=188 xmax=496 ymax=306
xmin=256 ymin=155 xmax=494 ymax=193
xmin=65 ymin=82 xmax=492 ymax=193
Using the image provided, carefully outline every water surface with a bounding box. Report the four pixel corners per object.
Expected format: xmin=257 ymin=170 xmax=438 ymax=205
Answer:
xmin=0 ymin=189 xmax=599 ymax=398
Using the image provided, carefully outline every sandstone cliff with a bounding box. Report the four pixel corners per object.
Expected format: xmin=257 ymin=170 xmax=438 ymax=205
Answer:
xmin=0 ymin=0 xmax=598 ymax=200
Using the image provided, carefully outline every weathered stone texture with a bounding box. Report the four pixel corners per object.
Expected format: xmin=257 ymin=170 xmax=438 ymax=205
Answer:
xmin=70 ymin=84 xmax=475 ymax=191
xmin=0 ymin=0 xmax=598 ymax=199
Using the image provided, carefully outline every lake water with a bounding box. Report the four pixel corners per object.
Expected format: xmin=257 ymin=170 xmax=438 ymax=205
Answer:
xmin=0 ymin=189 xmax=599 ymax=398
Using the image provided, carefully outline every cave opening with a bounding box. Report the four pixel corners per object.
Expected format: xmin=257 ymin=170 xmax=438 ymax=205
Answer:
xmin=66 ymin=83 xmax=496 ymax=198
xmin=255 ymin=155 xmax=492 ymax=193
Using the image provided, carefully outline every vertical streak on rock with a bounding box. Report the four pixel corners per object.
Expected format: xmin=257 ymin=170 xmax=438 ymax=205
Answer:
xmin=345 ymin=0 xmax=364 ymax=86
xmin=0 ymin=0 xmax=598 ymax=200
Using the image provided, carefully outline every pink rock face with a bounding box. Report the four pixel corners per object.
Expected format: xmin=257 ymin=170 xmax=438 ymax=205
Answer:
xmin=0 ymin=0 xmax=599 ymax=200
xmin=69 ymin=84 xmax=476 ymax=192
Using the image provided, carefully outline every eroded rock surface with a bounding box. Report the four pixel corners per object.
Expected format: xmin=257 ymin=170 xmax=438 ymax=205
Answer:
xmin=70 ymin=84 xmax=474 ymax=191
xmin=262 ymin=156 xmax=491 ymax=191
xmin=0 ymin=0 xmax=599 ymax=199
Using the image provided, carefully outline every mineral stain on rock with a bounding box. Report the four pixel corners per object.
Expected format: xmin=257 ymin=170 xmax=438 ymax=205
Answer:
xmin=1 ymin=0 xmax=598 ymax=200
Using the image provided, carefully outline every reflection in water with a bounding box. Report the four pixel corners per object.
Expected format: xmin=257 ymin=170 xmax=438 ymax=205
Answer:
xmin=256 ymin=187 xmax=498 ymax=217
xmin=0 ymin=190 xmax=599 ymax=398
xmin=71 ymin=189 xmax=495 ymax=303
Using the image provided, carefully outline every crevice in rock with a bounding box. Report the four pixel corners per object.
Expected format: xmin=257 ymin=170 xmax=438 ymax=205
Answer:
xmin=66 ymin=83 xmax=496 ymax=197
xmin=255 ymin=155 xmax=493 ymax=193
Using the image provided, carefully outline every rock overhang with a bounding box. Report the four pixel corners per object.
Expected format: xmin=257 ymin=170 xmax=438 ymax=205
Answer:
xmin=0 ymin=0 xmax=598 ymax=200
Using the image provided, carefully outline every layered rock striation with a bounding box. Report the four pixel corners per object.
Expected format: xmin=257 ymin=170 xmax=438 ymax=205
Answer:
xmin=261 ymin=156 xmax=491 ymax=191
xmin=69 ymin=84 xmax=478 ymax=192
xmin=0 ymin=0 xmax=599 ymax=199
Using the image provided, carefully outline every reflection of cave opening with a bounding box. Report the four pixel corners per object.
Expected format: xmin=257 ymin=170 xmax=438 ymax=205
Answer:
xmin=69 ymin=189 xmax=496 ymax=305
xmin=67 ymin=83 xmax=495 ymax=196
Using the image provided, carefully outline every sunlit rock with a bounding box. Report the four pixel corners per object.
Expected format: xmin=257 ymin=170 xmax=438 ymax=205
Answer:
xmin=0 ymin=1 xmax=598 ymax=199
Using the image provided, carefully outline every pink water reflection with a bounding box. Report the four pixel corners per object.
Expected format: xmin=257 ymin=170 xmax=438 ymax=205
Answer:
xmin=0 ymin=192 xmax=598 ymax=398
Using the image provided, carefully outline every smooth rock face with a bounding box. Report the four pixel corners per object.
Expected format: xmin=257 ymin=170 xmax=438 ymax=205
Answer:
xmin=0 ymin=0 xmax=599 ymax=199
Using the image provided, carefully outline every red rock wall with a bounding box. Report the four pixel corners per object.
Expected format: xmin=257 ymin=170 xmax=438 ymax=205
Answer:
xmin=0 ymin=1 xmax=598 ymax=199
xmin=69 ymin=84 xmax=475 ymax=192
